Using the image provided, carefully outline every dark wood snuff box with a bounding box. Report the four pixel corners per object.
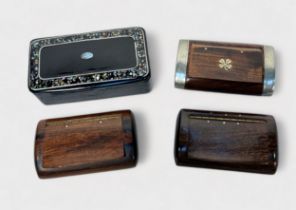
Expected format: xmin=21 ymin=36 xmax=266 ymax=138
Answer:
xmin=34 ymin=110 xmax=137 ymax=178
xmin=175 ymin=109 xmax=278 ymax=174
xmin=28 ymin=27 xmax=151 ymax=104
xmin=175 ymin=40 xmax=275 ymax=95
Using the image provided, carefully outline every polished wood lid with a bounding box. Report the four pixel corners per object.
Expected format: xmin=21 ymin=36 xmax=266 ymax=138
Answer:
xmin=175 ymin=40 xmax=275 ymax=95
xmin=175 ymin=109 xmax=278 ymax=174
xmin=35 ymin=110 xmax=137 ymax=178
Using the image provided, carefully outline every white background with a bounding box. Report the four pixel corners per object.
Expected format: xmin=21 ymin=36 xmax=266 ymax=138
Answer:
xmin=0 ymin=0 xmax=295 ymax=209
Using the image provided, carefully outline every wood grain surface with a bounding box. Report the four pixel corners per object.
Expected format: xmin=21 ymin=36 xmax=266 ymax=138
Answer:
xmin=35 ymin=110 xmax=137 ymax=178
xmin=185 ymin=41 xmax=265 ymax=95
xmin=175 ymin=109 xmax=278 ymax=174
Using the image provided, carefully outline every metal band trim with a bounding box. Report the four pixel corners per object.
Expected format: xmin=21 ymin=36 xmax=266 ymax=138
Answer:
xmin=263 ymin=45 xmax=275 ymax=96
xmin=175 ymin=40 xmax=189 ymax=88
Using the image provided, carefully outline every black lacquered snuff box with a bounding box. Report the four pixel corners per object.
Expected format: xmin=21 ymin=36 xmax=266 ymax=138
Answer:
xmin=28 ymin=27 xmax=151 ymax=104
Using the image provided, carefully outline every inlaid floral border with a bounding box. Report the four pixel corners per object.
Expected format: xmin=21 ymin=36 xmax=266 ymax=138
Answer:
xmin=29 ymin=27 xmax=149 ymax=90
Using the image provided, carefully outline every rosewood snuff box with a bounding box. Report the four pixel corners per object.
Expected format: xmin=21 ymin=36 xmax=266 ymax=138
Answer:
xmin=175 ymin=109 xmax=278 ymax=174
xmin=34 ymin=110 xmax=137 ymax=178
xmin=175 ymin=40 xmax=275 ymax=95
xmin=28 ymin=27 xmax=151 ymax=104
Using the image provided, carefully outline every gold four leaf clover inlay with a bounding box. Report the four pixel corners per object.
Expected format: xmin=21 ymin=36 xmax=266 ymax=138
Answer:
xmin=218 ymin=58 xmax=232 ymax=71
